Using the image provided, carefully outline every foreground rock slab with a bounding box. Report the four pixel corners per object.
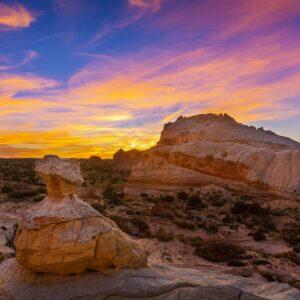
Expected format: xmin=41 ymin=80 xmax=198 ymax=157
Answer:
xmin=0 ymin=259 xmax=299 ymax=300
xmin=14 ymin=155 xmax=146 ymax=275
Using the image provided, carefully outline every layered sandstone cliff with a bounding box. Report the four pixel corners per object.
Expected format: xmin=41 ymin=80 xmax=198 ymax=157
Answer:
xmin=124 ymin=113 xmax=300 ymax=196
xmin=14 ymin=155 xmax=147 ymax=275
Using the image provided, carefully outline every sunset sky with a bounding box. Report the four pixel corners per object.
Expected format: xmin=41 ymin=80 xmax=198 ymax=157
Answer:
xmin=0 ymin=0 xmax=300 ymax=158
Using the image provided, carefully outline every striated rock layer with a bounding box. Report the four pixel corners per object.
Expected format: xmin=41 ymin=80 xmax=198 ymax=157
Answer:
xmin=14 ymin=155 xmax=146 ymax=275
xmin=0 ymin=259 xmax=299 ymax=300
xmin=125 ymin=113 xmax=300 ymax=196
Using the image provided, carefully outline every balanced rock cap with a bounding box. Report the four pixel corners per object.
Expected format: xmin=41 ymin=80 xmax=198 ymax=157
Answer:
xmin=35 ymin=155 xmax=83 ymax=185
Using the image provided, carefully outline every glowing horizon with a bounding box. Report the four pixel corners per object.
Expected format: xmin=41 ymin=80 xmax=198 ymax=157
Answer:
xmin=0 ymin=0 xmax=300 ymax=158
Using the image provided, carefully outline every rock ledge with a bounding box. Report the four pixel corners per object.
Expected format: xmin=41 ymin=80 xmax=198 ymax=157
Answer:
xmin=0 ymin=259 xmax=299 ymax=300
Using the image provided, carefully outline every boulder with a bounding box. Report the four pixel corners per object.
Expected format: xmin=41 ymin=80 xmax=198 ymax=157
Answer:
xmin=0 ymin=259 xmax=299 ymax=300
xmin=14 ymin=155 xmax=147 ymax=275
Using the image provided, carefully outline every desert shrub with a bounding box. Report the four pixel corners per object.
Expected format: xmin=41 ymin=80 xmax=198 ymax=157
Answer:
xmin=206 ymin=223 xmax=218 ymax=233
xmin=252 ymin=228 xmax=267 ymax=241
xmin=231 ymin=200 xmax=267 ymax=217
xmin=36 ymin=187 xmax=47 ymax=194
xmin=195 ymin=241 xmax=244 ymax=262
xmin=33 ymin=194 xmax=44 ymax=202
xmin=293 ymin=244 xmax=300 ymax=253
xmin=277 ymin=252 xmax=300 ymax=265
xmin=10 ymin=175 xmax=21 ymax=182
xmin=110 ymin=215 xmax=132 ymax=235
xmin=227 ymin=260 xmax=247 ymax=267
xmin=91 ymin=203 xmax=106 ymax=213
xmin=158 ymin=194 xmax=174 ymax=202
xmin=175 ymin=220 xmax=196 ymax=230
xmin=229 ymin=223 xmax=239 ymax=230
xmin=176 ymin=191 xmax=189 ymax=201
xmin=155 ymin=227 xmax=173 ymax=242
xmin=130 ymin=217 xmax=151 ymax=237
xmin=208 ymin=193 xmax=227 ymax=207
xmin=186 ymin=194 xmax=207 ymax=210
xmin=150 ymin=202 xmax=174 ymax=219
xmin=281 ymin=223 xmax=300 ymax=246
xmin=251 ymin=215 xmax=276 ymax=232
xmin=177 ymin=235 xmax=202 ymax=247
xmin=240 ymin=194 xmax=255 ymax=201
xmin=102 ymin=184 xmax=123 ymax=205
xmin=252 ymin=258 xmax=271 ymax=265
xmin=222 ymin=214 xmax=235 ymax=224
xmin=8 ymin=189 xmax=38 ymax=199
xmin=1 ymin=185 xmax=13 ymax=194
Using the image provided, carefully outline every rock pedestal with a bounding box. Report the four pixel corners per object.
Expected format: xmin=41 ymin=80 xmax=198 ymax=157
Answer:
xmin=14 ymin=155 xmax=147 ymax=275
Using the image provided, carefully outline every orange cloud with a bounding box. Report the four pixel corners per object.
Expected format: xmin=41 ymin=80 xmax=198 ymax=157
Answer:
xmin=1 ymin=0 xmax=300 ymax=158
xmin=0 ymin=2 xmax=34 ymax=29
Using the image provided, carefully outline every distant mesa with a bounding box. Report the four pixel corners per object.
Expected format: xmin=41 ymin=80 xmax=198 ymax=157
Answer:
xmin=14 ymin=155 xmax=147 ymax=275
xmin=123 ymin=113 xmax=300 ymax=196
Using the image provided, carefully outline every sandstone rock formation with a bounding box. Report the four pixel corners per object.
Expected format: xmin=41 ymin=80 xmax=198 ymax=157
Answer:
xmin=0 ymin=258 xmax=299 ymax=300
xmin=124 ymin=113 xmax=300 ymax=196
xmin=113 ymin=148 xmax=143 ymax=169
xmin=14 ymin=155 xmax=147 ymax=275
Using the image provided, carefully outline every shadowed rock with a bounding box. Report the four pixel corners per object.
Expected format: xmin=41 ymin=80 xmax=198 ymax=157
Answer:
xmin=0 ymin=259 xmax=299 ymax=300
xmin=14 ymin=155 xmax=147 ymax=275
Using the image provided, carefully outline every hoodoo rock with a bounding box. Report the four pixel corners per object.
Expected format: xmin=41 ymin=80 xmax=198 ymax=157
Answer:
xmin=124 ymin=113 xmax=300 ymax=196
xmin=14 ymin=155 xmax=147 ymax=275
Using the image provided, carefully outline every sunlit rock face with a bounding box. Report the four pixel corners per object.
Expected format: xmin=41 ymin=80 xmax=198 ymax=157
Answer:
xmin=124 ymin=113 xmax=300 ymax=196
xmin=14 ymin=155 xmax=147 ymax=275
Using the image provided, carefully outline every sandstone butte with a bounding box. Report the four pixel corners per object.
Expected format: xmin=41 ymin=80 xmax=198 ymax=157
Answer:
xmin=124 ymin=113 xmax=300 ymax=197
xmin=14 ymin=155 xmax=147 ymax=275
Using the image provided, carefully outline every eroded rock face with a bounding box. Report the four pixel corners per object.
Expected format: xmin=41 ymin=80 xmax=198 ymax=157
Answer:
xmin=14 ymin=155 xmax=147 ymax=275
xmin=125 ymin=114 xmax=300 ymax=196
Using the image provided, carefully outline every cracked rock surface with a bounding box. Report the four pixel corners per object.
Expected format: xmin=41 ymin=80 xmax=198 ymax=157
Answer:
xmin=14 ymin=155 xmax=147 ymax=275
xmin=0 ymin=259 xmax=299 ymax=300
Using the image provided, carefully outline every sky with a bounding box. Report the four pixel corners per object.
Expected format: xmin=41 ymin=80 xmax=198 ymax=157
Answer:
xmin=0 ymin=0 xmax=300 ymax=158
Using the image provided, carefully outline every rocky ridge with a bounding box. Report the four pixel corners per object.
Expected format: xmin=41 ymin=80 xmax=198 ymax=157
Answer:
xmin=124 ymin=113 xmax=300 ymax=196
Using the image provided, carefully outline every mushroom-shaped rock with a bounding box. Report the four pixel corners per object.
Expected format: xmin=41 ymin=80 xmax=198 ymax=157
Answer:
xmin=14 ymin=155 xmax=147 ymax=275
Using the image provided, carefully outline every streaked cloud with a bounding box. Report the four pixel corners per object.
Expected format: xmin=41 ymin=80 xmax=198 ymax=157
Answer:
xmin=0 ymin=0 xmax=300 ymax=158
xmin=0 ymin=2 xmax=34 ymax=29
xmin=0 ymin=51 xmax=38 ymax=71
